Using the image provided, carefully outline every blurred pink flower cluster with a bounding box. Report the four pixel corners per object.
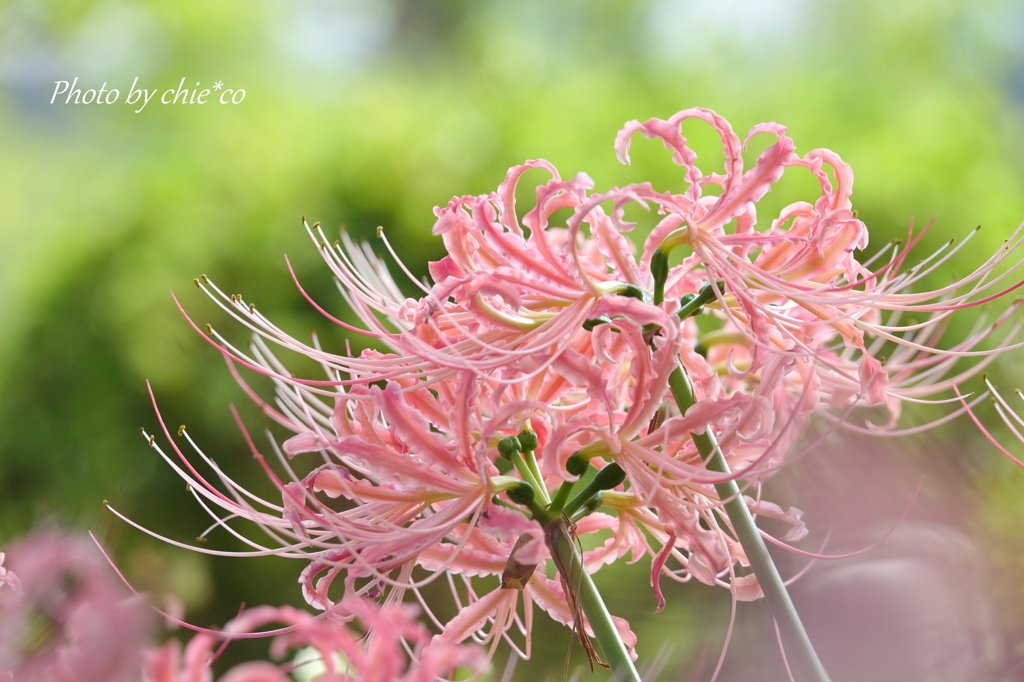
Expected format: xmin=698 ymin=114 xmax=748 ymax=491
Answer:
xmin=104 ymin=107 xmax=1023 ymax=676
xmin=142 ymin=598 xmax=482 ymax=682
xmin=0 ymin=532 xmax=150 ymax=682
xmin=0 ymin=531 xmax=482 ymax=682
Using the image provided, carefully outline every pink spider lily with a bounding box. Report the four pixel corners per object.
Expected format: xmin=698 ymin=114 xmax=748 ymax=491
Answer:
xmin=133 ymin=158 xmax=830 ymax=610
xmin=120 ymin=322 xmax=815 ymax=671
xmin=182 ymin=157 xmax=666 ymax=393
xmin=250 ymin=285 xmax=812 ymax=602
xmin=691 ymin=290 xmax=1023 ymax=434
xmin=0 ymin=531 xmax=152 ymax=682
xmin=117 ymin=363 xmax=656 ymax=670
xmin=109 ymin=379 xmax=499 ymax=612
xmin=125 ymin=106 xmax=1024 ymax=682
xmin=614 ymin=108 xmax=1024 ymax=409
xmin=180 ymin=108 xmax=1024 ymax=432
xmin=533 ymin=349 xmax=816 ymax=602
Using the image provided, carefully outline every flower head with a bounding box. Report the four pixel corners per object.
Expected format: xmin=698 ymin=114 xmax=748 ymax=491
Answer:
xmin=123 ymin=106 xmax=1024 ymax=674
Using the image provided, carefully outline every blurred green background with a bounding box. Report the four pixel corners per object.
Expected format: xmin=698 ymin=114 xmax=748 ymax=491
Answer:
xmin=3 ymin=0 xmax=1024 ymax=679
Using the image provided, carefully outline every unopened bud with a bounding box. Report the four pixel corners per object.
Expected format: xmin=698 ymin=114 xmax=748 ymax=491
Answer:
xmin=517 ymin=428 xmax=539 ymax=452
xmin=618 ymin=284 xmax=648 ymax=302
xmin=497 ymin=436 xmax=522 ymax=460
xmin=678 ymin=292 xmax=704 ymax=318
xmin=592 ymin=463 xmax=626 ymax=491
xmin=651 ymin=249 xmax=670 ymax=304
xmin=565 ymin=452 xmax=589 ymax=477
xmin=506 ymin=481 xmax=535 ymax=506
xmin=698 ymin=280 xmax=724 ymax=303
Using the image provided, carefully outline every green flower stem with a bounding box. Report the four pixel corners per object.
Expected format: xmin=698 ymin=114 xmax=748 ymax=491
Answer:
xmin=563 ymin=480 xmax=606 ymax=518
xmin=548 ymin=479 xmax=575 ymax=515
xmin=569 ymin=491 xmax=603 ymax=522
xmin=668 ymin=364 xmax=831 ymax=682
xmin=522 ymin=450 xmax=550 ymax=504
xmin=547 ymin=519 xmax=641 ymax=682
xmin=510 ymin=454 xmax=548 ymax=504
xmin=562 ymin=463 xmax=626 ymax=518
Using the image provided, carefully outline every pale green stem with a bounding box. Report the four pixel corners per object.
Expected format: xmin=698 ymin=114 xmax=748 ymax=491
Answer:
xmin=522 ymin=450 xmax=551 ymax=504
xmin=548 ymin=479 xmax=575 ymax=514
xmin=510 ymin=454 xmax=547 ymax=503
xmin=669 ymin=364 xmax=831 ymax=682
xmin=548 ymin=520 xmax=641 ymax=682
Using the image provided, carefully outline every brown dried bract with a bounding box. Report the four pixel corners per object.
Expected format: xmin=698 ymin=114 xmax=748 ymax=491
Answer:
xmin=500 ymin=533 xmax=540 ymax=590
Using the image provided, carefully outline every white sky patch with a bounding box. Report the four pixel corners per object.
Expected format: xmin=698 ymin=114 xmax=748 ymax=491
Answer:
xmin=645 ymin=0 xmax=811 ymax=65
xmin=268 ymin=0 xmax=396 ymax=73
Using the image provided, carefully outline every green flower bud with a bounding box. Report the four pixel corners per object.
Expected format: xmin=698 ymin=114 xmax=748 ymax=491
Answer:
xmin=618 ymin=284 xmax=648 ymax=302
xmin=565 ymin=452 xmax=589 ymax=477
xmin=497 ymin=436 xmax=522 ymax=460
xmin=677 ymin=292 xmax=705 ymax=319
xmin=592 ymin=463 xmax=626 ymax=491
xmin=651 ymin=249 xmax=670 ymax=304
xmin=517 ymin=428 xmax=539 ymax=452
xmin=506 ymin=480 xmax=535 ymax=506
xmin=698 ymin=280 xmax=724 ymax=304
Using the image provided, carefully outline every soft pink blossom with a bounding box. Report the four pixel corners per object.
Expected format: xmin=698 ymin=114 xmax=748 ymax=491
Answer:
xmin=614 ymin=109 xmax=1024 ymax=411
xmin=0 ymin=531 xmax=151 ymax=682
xmin=123 ymin=106 xmax=1024 ymax=673
xmin=144 ymin=598 xmax=483 ymax=682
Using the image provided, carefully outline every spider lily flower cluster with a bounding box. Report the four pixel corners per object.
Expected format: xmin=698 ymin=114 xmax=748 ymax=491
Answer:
xmin=114 ymin=107 xmax=1024 ymax=676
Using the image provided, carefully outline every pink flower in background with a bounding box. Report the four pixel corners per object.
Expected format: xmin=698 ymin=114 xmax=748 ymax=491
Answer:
xmin=144 ymin=598 xmax=484 ymax=682
xmin=0 ymin=531 xmax=151 ymax=682
xmin=0 ymin=554 xmax=19 ymax=595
